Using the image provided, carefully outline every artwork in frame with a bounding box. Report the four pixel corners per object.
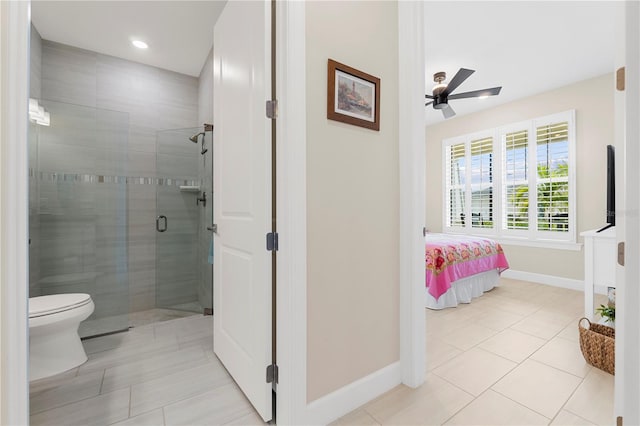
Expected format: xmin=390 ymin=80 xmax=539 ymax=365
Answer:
xmin=327 ymin=59 xmax=380 ymax=131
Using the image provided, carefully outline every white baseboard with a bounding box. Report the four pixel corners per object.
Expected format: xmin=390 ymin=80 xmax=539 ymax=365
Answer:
xmin=501 ymin=269 xmax=607 ymax=295
xmin=303 ymin=361 xmax=401 ymax=425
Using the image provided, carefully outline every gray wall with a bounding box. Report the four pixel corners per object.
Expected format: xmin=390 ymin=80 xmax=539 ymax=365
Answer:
xmin=198 ymin=48 xmax=213 ymax=126
xmin=30 ymin=25 xmax=42 ymax=99
xmin=34 ymin=39 xmax=200 ymax=313
xmin=28 ymin=25 xmax=42 ymax=297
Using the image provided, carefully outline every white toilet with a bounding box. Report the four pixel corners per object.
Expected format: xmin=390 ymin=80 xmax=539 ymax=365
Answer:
xmin=29 ymin=293 xmax=95 ymax=381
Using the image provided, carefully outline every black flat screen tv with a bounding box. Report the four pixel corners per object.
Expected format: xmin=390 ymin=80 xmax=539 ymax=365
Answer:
xmin=597 ymin=144 xmax=615 ymax=232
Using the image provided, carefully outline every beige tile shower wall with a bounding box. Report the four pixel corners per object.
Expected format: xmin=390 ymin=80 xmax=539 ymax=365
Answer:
xmin=425 ymin=74 xmax=614 ymax=280
xmin=306 ymin=1 xmax=400 ymax=403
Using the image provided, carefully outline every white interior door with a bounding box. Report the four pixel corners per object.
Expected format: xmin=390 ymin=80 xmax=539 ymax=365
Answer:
xmin=213 ymin=0 xmax=273 ymax=421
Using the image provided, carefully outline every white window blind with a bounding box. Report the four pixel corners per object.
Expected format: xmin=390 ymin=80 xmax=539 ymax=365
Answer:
xmin=536 ymin=121 xmax=569 ymax=232
xmin=503 ymin=130 xmax=529 ymax=230
xmin=446 ymin=143 xmax=466 ymax=228
xmin=470 ymin=136 xmax=494 ymax=229
xmin=442 ymin=110 xmax=576 ymax=246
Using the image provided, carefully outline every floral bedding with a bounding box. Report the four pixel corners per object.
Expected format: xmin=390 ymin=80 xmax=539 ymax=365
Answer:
xmin=425 ymin=233 xmax=509 ymax=300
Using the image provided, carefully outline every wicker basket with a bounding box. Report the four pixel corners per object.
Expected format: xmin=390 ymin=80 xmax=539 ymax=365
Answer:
xmin=578 ymin=317 xmax=615 ymax=375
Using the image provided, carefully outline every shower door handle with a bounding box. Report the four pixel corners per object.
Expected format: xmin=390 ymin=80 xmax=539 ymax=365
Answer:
xmin=197 ymin=192 xmax=207 ymax=207
xmin=156 ymin=215 xmax=167 ymax=232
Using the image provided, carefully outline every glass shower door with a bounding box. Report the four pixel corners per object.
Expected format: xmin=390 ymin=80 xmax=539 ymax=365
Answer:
xmin=30 ymin=100 xmax=130 ymax=338
xmin=156 ymin=128 xmax=209 ymax=313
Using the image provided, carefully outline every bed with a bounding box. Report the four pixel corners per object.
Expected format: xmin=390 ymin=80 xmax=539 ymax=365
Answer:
xmin=425 ymin=233 xmax=509 ymax=309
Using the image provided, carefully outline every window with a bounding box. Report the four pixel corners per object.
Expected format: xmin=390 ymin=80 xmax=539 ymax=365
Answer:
xmin=445 ymin=143 xmax=466 ymax=228
xmin=470 ymin=136 xmax=494 ymax=229
xmin=503 ymin=129 xmax=528 ymax=230
xmin=443 ymin=110 xmax=576 ymax=246
xmin=536 ymin=121 xmax=570 ymax=232
xmin=444 ymin=132 xmax=495 ymax=234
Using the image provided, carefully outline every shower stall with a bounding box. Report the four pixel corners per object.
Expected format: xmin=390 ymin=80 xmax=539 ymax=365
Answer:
xmin=29 ymin=99 xmax=213 ymax=338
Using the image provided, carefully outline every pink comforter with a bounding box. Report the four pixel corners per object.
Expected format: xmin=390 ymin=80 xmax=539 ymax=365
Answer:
xmin=425 ymin=234 xmax=509 ymax=300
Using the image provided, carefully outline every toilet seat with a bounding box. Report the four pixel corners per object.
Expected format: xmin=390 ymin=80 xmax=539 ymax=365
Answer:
xmin=29 ymin=293 xmax=92 ymax=318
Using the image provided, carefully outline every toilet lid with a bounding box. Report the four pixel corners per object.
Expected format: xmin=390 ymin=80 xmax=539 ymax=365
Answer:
xmin=29 ymin=293 xmax=92 ymax=318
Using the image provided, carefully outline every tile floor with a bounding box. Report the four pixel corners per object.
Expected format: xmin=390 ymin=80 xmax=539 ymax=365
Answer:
xmin=335 ymin=278 xmax=614 ymax=425
xmin=29 ymin=314 xmax=264 ymax=426
xmin=32 ymin=279 xmax=614 ymax=425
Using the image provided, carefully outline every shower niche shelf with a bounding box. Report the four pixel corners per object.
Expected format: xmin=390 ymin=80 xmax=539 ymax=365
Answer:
xmin=179 ymin=186 xmax=201 ymax=193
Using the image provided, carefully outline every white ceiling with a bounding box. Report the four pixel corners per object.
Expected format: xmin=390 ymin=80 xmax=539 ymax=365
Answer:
xmin=32 ymin=1 xmax=620 ymax=115
xmin=424 ymin=1 xmax=622 ymax=126
xmin=31 ymin=1 xmax=227 ymax=77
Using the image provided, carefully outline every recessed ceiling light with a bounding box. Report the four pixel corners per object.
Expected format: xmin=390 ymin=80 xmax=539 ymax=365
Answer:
xmin=478 ymin=95 xmax=489 ymax=100
xmin=132 ymin=40 xmax=148 ymax=49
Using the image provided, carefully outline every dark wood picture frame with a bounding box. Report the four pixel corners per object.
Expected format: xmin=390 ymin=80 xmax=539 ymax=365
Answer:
xmin=327 ymin=59 xmax=380 ymax=131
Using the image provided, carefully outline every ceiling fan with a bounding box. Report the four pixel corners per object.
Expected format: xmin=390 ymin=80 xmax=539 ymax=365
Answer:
xmin=425 ymin=68 xmax=502 ymax=119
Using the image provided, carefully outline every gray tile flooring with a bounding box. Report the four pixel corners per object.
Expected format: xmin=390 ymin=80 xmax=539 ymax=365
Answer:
xmin=129 ymin=308 xmax=200 ymax=327
xmin=81 ymin=308 xmax=200 ymax=338
xmin=29 ymin=315 xmax=264 ymax=426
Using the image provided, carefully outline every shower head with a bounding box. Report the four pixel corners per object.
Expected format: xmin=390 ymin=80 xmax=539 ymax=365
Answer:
xmin=189 ymin=132 xmax=205 ymax=143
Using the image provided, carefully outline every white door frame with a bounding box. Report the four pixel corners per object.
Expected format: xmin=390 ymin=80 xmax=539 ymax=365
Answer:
xmin=0 ymin=1 xmax=30 ymax=425
xmin=273 ymin=0 xmax=308 ymax=423
xmin=397 ymin=0 xmax=427 ymax=388
xmin=617 ymin=1 xmax=640 ymax=424
xmin=274 ymin=1 xmax=425 ymax=424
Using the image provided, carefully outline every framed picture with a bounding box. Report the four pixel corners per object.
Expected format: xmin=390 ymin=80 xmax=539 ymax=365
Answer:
xmin=327 ymin=59 xmax=380 ymax=131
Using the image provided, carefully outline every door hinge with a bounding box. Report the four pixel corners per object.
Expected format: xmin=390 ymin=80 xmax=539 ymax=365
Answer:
xmin=266 ymin=100 xmax=278 ymax=119
xmin=266 ymin=363 xmax=278 ymax=383
xmin=618 ymin=242 xmax=625 ymax=266
xmin=266 ymin=232 xmax=279 ymax=251
xmin=617 ymin=67 xmax=625 ymax=91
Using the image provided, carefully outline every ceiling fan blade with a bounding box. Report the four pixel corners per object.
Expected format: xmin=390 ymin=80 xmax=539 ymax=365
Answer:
xmin=442 ymin=104 xmax=456 ymax=119
xmin=448 ymin=86 xmax=502 ymax=100
xmin=425 ymin=94 xmax=434 ymax=99
xmin=443 ymin=68 xmax=474 ymax=96
xmin=425 ymin=101 xmax=434 ymax=107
